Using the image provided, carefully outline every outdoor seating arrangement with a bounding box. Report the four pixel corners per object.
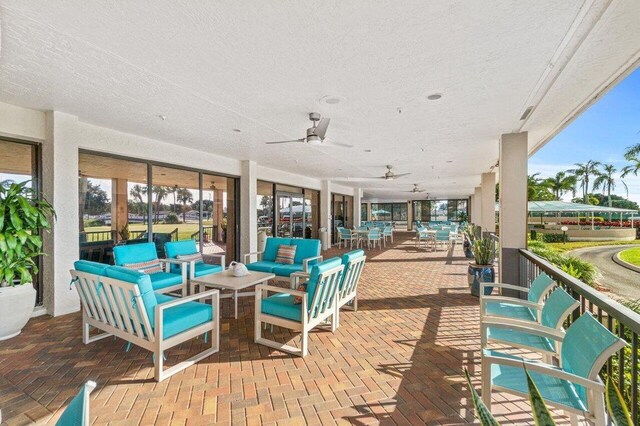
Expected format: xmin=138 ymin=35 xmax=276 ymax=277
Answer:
xmin=244 ymin=237 xmax=322 ymax=279
xmin=254 ymin=257 xmax=345 ymax=357
xmin=336 ymin=226 xmax=357 ymax=249
xmin=165 ymin=239 xmax=225 ymax=280
xmin=113 ymin=242 xmax=187 ymax=294
xmin=334 ymin=249 xmax=366 ymax=326
xmin=481 ymin=313 xmax=626 ymax=425
xmin=70 ymin=260 xmax=220 ymax=381
xmin=55 ymin=380 xmax=96 ymax=426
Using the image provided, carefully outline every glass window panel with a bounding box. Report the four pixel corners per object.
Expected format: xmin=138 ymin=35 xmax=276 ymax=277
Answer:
xmin=361 ymin=203 xmax=368 ymax=221
xmin=202 ymin=174 xmax=236 ymax=265
xmin=305 ymin=189 xmax=319 ymax=239
xmin=257 ymin=180 xmax=274 ymax=237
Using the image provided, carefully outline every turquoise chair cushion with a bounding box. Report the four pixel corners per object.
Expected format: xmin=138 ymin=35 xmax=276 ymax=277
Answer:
xmin=261 ymin=293 xmax=302 ymax=322
xmin=305 ymin=257 xmax=342 ymax=310
xmin=272 ymin=263 xmax=304 ymax=277
xmin=113 ymin=242 xmax=157 ymax=266
xmin=263 ymin=238 xmax=292 ymax=262
xmin=246 ymin=260 xmax=280 ymax=273
xmin=148 ymin=272 xmax=183 ymax=291
xmin=55 ymin=383 xmax=91 ymax=426
xmin=74 ymin=260 xmax=109 ymax=276
xmin=528 ymin=273 xmax=554 ymax=303
xmin=161 ymin=301 xmax=213 ymax=339
xmin=342 ymin=249 xmax=364 ymax=265
xmin=540 ymin=288 xmax=578 ymax=329
xmin=104 ymin=266 xmax=157 ymax=324
xmin=291 ymin=238 xmax=321 ymax=264
xmin=165 ymin=240 xmax=198 ymax=259
xmin=486 ymin=327 xmax=556 ymax=353
xmin=193 ymin=263 xmax=223 ymax=277
xmin=484 ymin=301 xmax=537 ymax=322
xmin=485 ymin=349 xmax=588 ymax=411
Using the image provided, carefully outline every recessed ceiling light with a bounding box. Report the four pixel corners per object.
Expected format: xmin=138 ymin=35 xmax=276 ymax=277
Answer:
xmin=446 ymin=160 xmax=453 ymax=163
xmin=364 ymin=149 xmax=372 ymax=153
xmin=320 ymin=95 xmax=346 ymax=105
xmin=427 ymin=93 xmax=443 ymax=101
xmin=157 ymin=114 xmax=167 ymax=121
xmin=232 ymin=128 xmax=241 ymax=133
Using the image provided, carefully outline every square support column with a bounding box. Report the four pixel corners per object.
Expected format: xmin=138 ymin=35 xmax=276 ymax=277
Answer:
xmin=320 ymin=180 xmax=332 ymax=248
xmin=406 ymin=200 xmax=413 ymax=230
xmin=481 ymin=172 xmax=496 ymax=233
xmin=240 ymin=160 xmax=257 ymax=256
xmin=473 ymin=187 xmax=482 ymax=227
xmin=354 ymin=188 xmax=363 ymax=227
xmin=43 ymin=111 xmax=80 ymax=316
xmin=499 ymin=132 xmax=528 ymax=286
xmin=112 ymin=178 xmax=129 ymax=242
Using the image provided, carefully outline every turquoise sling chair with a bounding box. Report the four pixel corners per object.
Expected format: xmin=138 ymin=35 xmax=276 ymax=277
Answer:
xmin=55 ymin=381 xmax=96 ymax=426
xmin=164 ymin=240 xmax=224 ymax=293
xmin=481 ymin=287 xmax=579 ymax=363
xmin=480 ymin=272 xmax=555 ymax=323
xmin=482 ymin=313 xmax=626 ymax=425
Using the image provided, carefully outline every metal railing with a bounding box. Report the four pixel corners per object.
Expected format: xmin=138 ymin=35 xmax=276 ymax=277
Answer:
xmin=519 ymin=249 xmax=640 ymax=423
xmin=190 ymin=225 xmax=218 ymax=242
xmin=80 ymin=229 xmax=117 ymax=243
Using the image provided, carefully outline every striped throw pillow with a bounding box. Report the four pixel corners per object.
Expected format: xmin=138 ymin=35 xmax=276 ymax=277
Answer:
xmin=275 ymin=245 xmax=296 ymax=264
xmin=176 ymin=253 xmax=204 ymax=264
xmin=123 ymin=259 xmax=162 ymax=274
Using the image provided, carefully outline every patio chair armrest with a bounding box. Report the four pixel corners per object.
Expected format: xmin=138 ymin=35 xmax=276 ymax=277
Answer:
xmin=480 ymin=296 xmax=541 ymax=315
xmin=481 ymin=318 xmax=565 ymax=341
xmin=203 ymin=253 xmax=226 ymax=270
xmin=256 ymin=284 xmax=308 ymax=298
xmin=243 ymin=251 xmax=264 ymax=263
xmin=158 ymin=289 xmax=219 ymax=310
xmin=481 ymin=282 xmax=530 ymax=295
xmin=303 ymin=256 xmax=323 ymax=272
xmin=290 ymin=271 xmax=310 ymax=289
xmin=158 ymin=258 xmax=187 ymax=282
xmin=483 ymin=352 xmax=604 ymax=391
xmin=159 ymin=258 xmax=187 ymax=265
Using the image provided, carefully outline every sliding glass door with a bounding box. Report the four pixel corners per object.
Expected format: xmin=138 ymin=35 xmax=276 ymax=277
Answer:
xmin=276 ymin=192 xmax=306 ymax=238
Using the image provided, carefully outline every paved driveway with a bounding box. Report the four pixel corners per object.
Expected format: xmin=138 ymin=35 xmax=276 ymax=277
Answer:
xmin=570 ymin=245 xmax=640 ymax=301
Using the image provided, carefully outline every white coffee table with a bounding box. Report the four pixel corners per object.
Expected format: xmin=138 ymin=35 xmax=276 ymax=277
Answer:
xmin=191 ymin=270 xmax=275 ymax=319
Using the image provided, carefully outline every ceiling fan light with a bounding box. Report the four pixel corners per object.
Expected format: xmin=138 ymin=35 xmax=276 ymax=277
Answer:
xmin=307 ymin=134 xmax=322 ymax=146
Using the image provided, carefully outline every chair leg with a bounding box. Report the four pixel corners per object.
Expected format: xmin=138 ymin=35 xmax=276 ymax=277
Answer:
xmin=332 ymin=311 xmax=338 ymax=332
xmin=301 ymin=330 xmax=308 ymax=357
xmin=481 ymin=357 xmax=492 ymax=410
xmin=593 ymin=392 xmax=605 ymax=426
xmin=568 ymin=413 xmax=578 ymax=426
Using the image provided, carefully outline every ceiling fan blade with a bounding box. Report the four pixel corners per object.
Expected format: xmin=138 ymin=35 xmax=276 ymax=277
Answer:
xmin=329 ymin=176 xmax=381 ymax=182
xmin=314 ymin=118 xmax=331 ymax=139
xmin=321 ymin=141 xmax=353 ymax=148
xmin=392 ymin=173 xmax=411 ymax=179
xmin=265 ymin=138 xmax=305 ymax=145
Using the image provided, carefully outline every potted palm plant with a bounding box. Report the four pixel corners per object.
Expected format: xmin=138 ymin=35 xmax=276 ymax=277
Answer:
xmin=0 ymin=181 xmax=55 ymax=340
xmin=468 ymin=234 xmax=496 ymax=296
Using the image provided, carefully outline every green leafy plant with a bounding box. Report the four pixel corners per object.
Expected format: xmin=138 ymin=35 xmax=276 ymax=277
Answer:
xmin=528 ymin=239 xmax=598 ymax=287
xmin=606 ymin=377 xmax=633 ymax=426
xmin=471 ymin=236 xmax=496 ymax=266
xmin=0 ymin=181 xmax=55 ymax=286
xmin=464 ymin=368 xmax=500 ymax=426
xmin=525 ymin=366 xmax=555 ymax=426
xmin=163 ymin=212 xmax=180 ymax=224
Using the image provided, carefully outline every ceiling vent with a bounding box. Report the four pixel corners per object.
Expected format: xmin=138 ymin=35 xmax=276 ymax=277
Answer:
xmin=520 ymin=106 xmax=535 ymax=121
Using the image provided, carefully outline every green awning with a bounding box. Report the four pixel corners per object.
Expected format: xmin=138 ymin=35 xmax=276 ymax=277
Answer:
xmin=495 ymin=200 xmax=637 ymax=214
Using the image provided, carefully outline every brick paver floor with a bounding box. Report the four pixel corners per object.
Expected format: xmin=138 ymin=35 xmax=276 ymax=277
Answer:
xmin=0 ymin=232 xmax=576 ymax=425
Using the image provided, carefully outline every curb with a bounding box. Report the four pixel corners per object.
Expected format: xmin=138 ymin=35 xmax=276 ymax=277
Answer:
xmin=612 ymin=250 xmax=640 ymax=274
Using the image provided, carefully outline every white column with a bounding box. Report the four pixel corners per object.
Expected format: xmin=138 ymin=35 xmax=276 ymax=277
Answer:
xmin=240 ymin=160 xmax=257 ymax=256
xmin=320 ymin=180 xmax=332 ymax=248
xmin=473 ymin=186 xmax=482 ymax=226
xmin=42 ymin=111 xmax=80 ymax=316
xmin=354 ymin=188 xmax=363 ymax=227
xmin=469 ymin=195 xmax=475 ymax=223
xmin=481 ymin=172 xmax=496 ymax=233
xmin=499 ymin=132 xmax=528 ymax=286
xmin=406 ymin=200 xmax=413 ymax=230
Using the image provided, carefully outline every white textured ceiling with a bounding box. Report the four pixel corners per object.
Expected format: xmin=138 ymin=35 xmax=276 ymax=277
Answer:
xmin=1 ymin=1 xmax=639 ymax=200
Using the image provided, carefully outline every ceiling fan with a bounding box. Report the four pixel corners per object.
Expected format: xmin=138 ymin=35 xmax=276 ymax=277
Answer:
xmin=406 ymin=184 xmax=426 ymax=193
xmin=265 ymin=112 xmax=352 ymax=148
xmin=331 ymin=165 xmax=411 ymax=182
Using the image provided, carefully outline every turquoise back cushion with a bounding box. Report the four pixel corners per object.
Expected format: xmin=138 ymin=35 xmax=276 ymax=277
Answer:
xmin=264 ymin=237 xmax=291 ymax=262
xmin=291 ymin=238 xmax=321 ymax=264
xmin=527 ymin=273 xmax=554 ymax=303
xmin=105 ymin=266 xmax=157 ymax=324
xmin=113 ymin=242 xmax=158 ymax=266
xmin=540 ymin=287 xmax=578 ymax=329
xmin=165 ymin=239 xmax=197 ymax=259
xmin=74 ymin=260 xmax=109 ymax=276
xmin=55 ymin=383 xmax=90 ymax=426
xmin=341 ymin=249 xmax=364 ymax=265
xmin=562 ymin=314 xmax=621 ymax=401
xmin=305 ymin=257 xmax=342 ymax=310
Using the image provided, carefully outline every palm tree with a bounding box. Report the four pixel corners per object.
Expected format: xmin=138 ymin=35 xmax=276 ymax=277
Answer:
xmin=621 ymin=155 xmax=640 ymax=179
xmin=151 ymin=186 xmax=170 ymax=223
xmin=542 ymin=172 xmax=576 ymax=200
xmin=569 ymin=161 xmax=601 ymax=204
xmin=129 ymin=184 xmax=148 ymax=224
xmin=624 ymin=143 xmax=640 ymax=161
xmin=527 ymin=174 xmax=554 ymax=201
xmin=176 ymin=188 xmax=194 ymax=223
xmin=593 ymin=164 xmax=618 ymax=208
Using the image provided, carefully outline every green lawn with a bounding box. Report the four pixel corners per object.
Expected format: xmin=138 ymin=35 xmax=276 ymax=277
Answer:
xmin=84 ymin=222 xmax=213 ymax=241
xmin=547 ymin=240 xmax=640 ymax=253
xmin=618 ymin=247 xmax=640 ymax=266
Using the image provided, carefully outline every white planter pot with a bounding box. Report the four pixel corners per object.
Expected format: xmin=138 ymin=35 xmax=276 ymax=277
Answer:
xmin=0 ymin=284 xmax=36 ymax=340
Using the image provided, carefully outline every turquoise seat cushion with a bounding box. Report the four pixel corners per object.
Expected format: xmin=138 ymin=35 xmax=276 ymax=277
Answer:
xmin=305 ymin=257 xmax=342 ymax=310
xmin=113 ymin=242 xmax=158 ymax=266
xmin=193 ymin=262 xmax=223 ymax=277
xmin=105 ymin=266 xmax=157 ymax=323
xmin=486 ymin=327 xmax=556 ymax=353
xmin=291 ymin=239 xmax=321 ymax=264
xmin=162 ymin=301 xmax=213 ymax=339
xmin=261 ymin=293 xmax=302 ymax=322
xmin=263 ymin=238 xmax=292 ymax=262
xmin=148 ymin=272 xmax=183 ymax=291
xmin=485 ymin=349 xmax=587 ymax=411
xmin=273 ymin=263 xmax=304 ymax=277
xmin=246 ymin=260 xmax=280 ymax=273
xmin=165 ymin=239 xmax=198 ymax=259
xmin=484 ymin=301 xmax=537 ymax=322
xmin=74 ymin=260 xmax=109 ymax=275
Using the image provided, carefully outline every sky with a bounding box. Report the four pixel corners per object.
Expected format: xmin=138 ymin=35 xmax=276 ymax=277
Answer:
xmin=529 ymin=67 xmax=640 ymax=202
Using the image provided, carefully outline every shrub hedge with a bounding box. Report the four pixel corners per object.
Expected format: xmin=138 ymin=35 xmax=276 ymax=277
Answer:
xmin=527 ymin=239 xmax=598 ymax=287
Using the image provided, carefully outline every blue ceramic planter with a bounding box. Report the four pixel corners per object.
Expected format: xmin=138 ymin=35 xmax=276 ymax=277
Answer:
xmin=468 ymin=264 xmax=495 ymax=297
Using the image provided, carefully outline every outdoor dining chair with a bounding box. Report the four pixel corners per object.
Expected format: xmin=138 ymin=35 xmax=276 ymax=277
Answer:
xmin=336 ymin=227 xmax=357 ymax=249
xmin=365 ymin=228 xmax=383 ymax=249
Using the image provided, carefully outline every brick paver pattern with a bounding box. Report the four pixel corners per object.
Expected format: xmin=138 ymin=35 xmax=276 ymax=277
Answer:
xmin=0 ymin=233 xmax=577 ymax=425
